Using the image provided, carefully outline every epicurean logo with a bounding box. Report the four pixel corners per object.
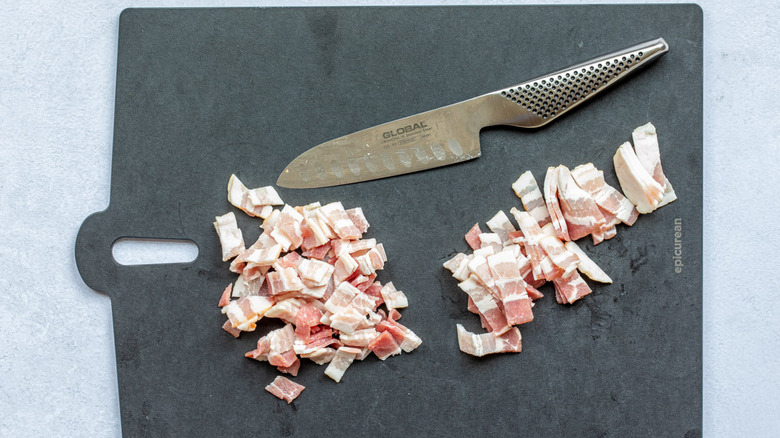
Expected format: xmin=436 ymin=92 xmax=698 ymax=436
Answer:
xmin=673 ymin=217 xmax=683 ymax=273
xmin=383 ymin=121 xmax=428 ymax=139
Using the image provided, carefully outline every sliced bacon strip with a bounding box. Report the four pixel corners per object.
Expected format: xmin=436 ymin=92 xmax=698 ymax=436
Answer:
xmin=218 ymin=284 xmax=232 ymax=307
xmin=456 ymin=324 xmax=522 ymax=357
xmin=571 ymin=163 xmax=639 ymax=226
xmin=486 ymin=249 xmax=533 ymax=326
xmin=443 ymin=252 xmax=472 ymax=282
xmin=485 ymin=210 xmax=516 ymax=244
xmin=458 ymin=276 xmax=511 ymax=335
xmin=345 ymin=207 xmax=370 ymax=234
xmin=512 ymin=170 xmax=552 ymax=227
xmin=556 ymin=165 xmax=607 ymax=241
xmin=552 ymin=270 xmax=592 ymax=304
xmin=213 ymin=212 xmax=245 ymax=261
xmin=265 ymin=376 xmax=305 ymax=404
xmin=543 ymin=167 xmax=570 ymax=241
xmin=324 ymin=346 xmax=361 ymax=383
xmin=227 ymin=174 xmax=283 ymax=219
xmin=380 ymin=282 xmax=408 ymax=309
xmin=614 ymin=142 xmax=665 ymax=214
xmin=632 ymin=122 xmax=677 ymax=208
xmin=564 ymin=241 xmax=612 ymax=283
xmin=464 ymin=223 xmax=483 ymax=251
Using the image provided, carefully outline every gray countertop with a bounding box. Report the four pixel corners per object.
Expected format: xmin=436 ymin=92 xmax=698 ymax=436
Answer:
xmin=1 ymin=0 xmax=778 ymax=436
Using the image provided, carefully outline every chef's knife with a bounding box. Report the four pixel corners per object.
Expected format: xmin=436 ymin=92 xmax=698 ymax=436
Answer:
xmin=277 ymin=38 xmax=669 ymax=189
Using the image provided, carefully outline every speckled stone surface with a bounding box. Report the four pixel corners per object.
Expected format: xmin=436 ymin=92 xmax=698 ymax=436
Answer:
xmin=1 ymin=1 xmax=778 ymax=437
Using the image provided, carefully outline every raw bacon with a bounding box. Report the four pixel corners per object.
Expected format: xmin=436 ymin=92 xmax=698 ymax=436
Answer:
xmin=543 ymin=167 xmax=570 ymax=241
xmin=213 ymin=212 xmax=245 ymax=261
xmin=456 ymin=324 xmax=522 ymax=357
xmin=464 ymin=223 xmax=483 ymax=250
xmin=227 ymin=174 xmax=283 ymax=218
xmin=614 ymin=142 xmax=665 ymax=214
xmin=570 ymin=163 xmax=639 ymax=226
xmin=556 ymin=165 xmax=607 ymax=241
xmin=512 ymin=171 xmax=551 ymax=227
xmin=632 ymin=123 xmax=677 ymax=208
xmin=265 ymin=376 xmax=305 ymax=404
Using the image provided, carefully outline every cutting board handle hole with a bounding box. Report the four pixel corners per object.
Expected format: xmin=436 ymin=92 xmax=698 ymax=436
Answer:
xmin=112 ymin=238 xmax=199 ymax=266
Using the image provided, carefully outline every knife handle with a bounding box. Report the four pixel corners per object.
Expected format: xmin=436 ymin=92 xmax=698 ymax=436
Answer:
xmin=491 ymin=38 xmax=669 ymax=129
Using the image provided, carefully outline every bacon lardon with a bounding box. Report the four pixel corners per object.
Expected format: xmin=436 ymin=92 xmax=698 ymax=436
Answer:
xmin=486 ymin=210 xmax=517 ymax=244
xmin=324 ymin=346 xmax=361 ymax=383
xmin=570 ymin=163 xmax=639 ymax=226
xmin=632 ymin=123 xmax=677 ymax=208
xmin=213 ymin=212 xmax=245 ymax=261
xmin=456 ymin=324 xmax=522 ymax=357
xmin=380 ymin=282 xmax=408 ymax=309
xmin=552 ymin=270 xmax=593 ymax=304
xmin=464 ymin=223 xmax=483 ymax=251
xmin=227 ymin=174 xmax=283 ymax=218
xmin=265 ymin=376 xmax=305 ymax=404
xmin=486 ymin=249 xmax=534 ymax=326
xmin=564 ymin=241 xmax=612 ymax=284
xmin=512 ymin=170 xmax=552 ymax=227
xmin=556 ymin=165 xmax=607 ymax=242
xmin=458 ymin=276 xmax=511 ymax=335
xmin=543 ymin=167 xmax=570 ymax=241
xmin=614 ymin=142 xmax=665 ymax=214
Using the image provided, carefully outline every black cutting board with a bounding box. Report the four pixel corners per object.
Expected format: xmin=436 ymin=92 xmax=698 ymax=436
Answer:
xmin=76 ymin=6 xmax=702 ymax=437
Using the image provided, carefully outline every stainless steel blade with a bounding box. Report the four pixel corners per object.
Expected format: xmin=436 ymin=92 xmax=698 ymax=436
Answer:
xmin=278 ymin=38 xmax=669 ymax=188
xmin=277 ymin=97 xmax=490 ymax=189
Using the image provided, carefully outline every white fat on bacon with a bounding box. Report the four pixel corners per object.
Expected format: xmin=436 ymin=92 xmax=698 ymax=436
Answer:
xmin=556 ymin=165 xmax=607 ymax=242
xmin=265 ymin=376 xmax=305 ymax=404
xmin=564 ymin=241 xmax=612 ymax=284
xmin=227 ymin=174 xmax=283 ymax=218
xmin=632 ymin=123 xmax=677 ymax=208
xmin=543 ymin=166 xmax=570 ymax=241
xmin=213 ymin=212 xmax=245 ymax=261
xmin=485 ymin=210 xmax=516 ymax=244
xmin=324 ymin=346 xmax=361 ymax=383
xmin=570 ymin=163 xmax=638 ymax=226
xmin=512 ymin=171 xmax=552 ymax=227
xmin=380 ymin=282 xmax=408 ymax=309
xmin=456 ymin=324 xmax=522 ymax=357
xmin=614 ymin=142 xmax=665 ymax=214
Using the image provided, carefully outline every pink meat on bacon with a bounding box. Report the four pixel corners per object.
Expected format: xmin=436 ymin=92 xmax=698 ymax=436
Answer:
xmin=543 ymin=167 xmax=570 ymax=241
xmin=486 ymin=248 xmax=533 ymax=326
xmin=552 ymin=270 xmax=593 ymax=304
xmin=571 ymin=163 xmax=639 ymax=226
xmin=456 ymin=324 xmax=522 ymax=357
xmin=213 ymin=212 xmax=245 ymax=261
xmin=265 ymin=376 xmax=305 ymax=404
xmin=301 ymin=241 xmax=331 ymax=260
xmin=458 ymin=276 xmax=511 ymax=335
xmin=218 ymin=284 xmax=232 ymax=307
xmin=512 ymin=170 xmax=552 ymax=227
xmin=346 ymin=207 xmax=370 ymax=234
xmin=319 ymin=202 xmax=363 ymax=240
xmin=266 ymin=267 xmax=304 ymax=296
xmin=294 ymin=303 xmax=324 ymax=341
xmin=556 ymin=165 xmax=606 ymax=241
xmin=368 ymin=331 xmax=402 ymax=360
xmin=464 ymin=223 xmax=483 ymax=251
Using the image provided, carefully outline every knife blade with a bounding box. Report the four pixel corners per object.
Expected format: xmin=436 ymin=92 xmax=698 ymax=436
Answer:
xmin=278 ymin=38 xmax=669 ymax=189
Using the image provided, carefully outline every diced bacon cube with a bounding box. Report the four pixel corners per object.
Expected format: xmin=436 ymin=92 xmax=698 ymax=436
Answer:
xmin=218 ymin=284 xmax=232 ymax=307
xmin=324 ymin=346 xmax=361 ymax=382
xmin=213 ymin=212 xmax=245 ymax=261
xmin=300 ymin=347 xmax=337 ymax=365
xmin=486 ymin=210 xmax=516 ymax=244
xmin=333 ymin=253 xmax=359 ymax=284
xmin=369 ymin=331 xmax=402 ymax=360
xmin=276 ymin=357 xmax=301 ymax=376
xmin=456 ymin=324 xmax=522 ymax=357
xmin=552 ymin=270 xmax=593 ymax=304
xmin=301 ymin=241 xmax=331 ymax=260
xmin=228 ymin=174 xmax=283 ymax=218
xmin=319 ymin=202 xmax=363 ymax=240
xmin=265 ymin=376 xmax=305 ymax=404
xmin=380 ymin=282 xmax=408 ymax=309
xmin=324 ymin=282 xmax=360 ymax=314
xmin=329 ymin=307 xmax=365 ymax=335
xmin=266 ymin=267 xmax=304 ymax=296
xmin=297 ymin=258 xmax=335 ymax=286
xmin=340 ymin=328 xmax=379 ymax=347
xmin=222 ymin=320 xmax=241 ymax=338
xmin=346 ymin=207 xmax=370 ymax=233
xmin=464 ymin=223 xmax=483 ymax=250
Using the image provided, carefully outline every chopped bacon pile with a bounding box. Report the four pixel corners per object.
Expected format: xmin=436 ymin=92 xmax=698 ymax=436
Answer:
xmin=214 ymin=175 xmax=421 ymax=402
xmin=445 ymin=123 xmax=675 ymax=357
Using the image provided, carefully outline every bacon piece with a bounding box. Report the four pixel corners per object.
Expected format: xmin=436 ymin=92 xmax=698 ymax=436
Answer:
xmin=543 ymin=167 xmax=570 ymax=241
xmin=464 ymin=223 xmax=483 ymax=251
xmin=632 ymin=123 xmax=677 ymax=208
xmin=318 ymin=202 xmax=363 ymax=240
xmin=227 ymin=174 xmax=283 ymax=218
xmin=269 ymin=349 xmax=298 ymax=368
xmin=296 ymin=258 xmax=334 ymax=287
xmin=443 ymin=252 xmax=472 ymax=282
xmin=552 ymin=270 xmax=592 ymax=304
xmin=324 ymin=346 xmax=361 ymax=382
xmin=294 ymin=303 xmax=323 ymax=341
xmin=346 ymin=207 xmax=370 ymax=234
xmin=537 ymin=233 xmax=579 ymax=278
xmin=564 ymin=241 xmax=612 ymax=283
xmin=265 ymin=376 xmax=305 ymax=403
xmin=478 ymin=233 xmax=503 ymax=253
xmin=556 ymin=165 xmax=606 ymax=241
xmin=265 ymin=298 xmax=303 ymax=323
xmin=486 ymin=210 xmax=516 ymax=244
xmin=512 ymin=170 xmax=552 ymax=227
xmin=369 ymin=331 xmax=402 ymax=360
xmin=270 ymin=205 xmax=305 ymax=251
xmin=323 ymin=282 xmax=360 ymax=314
xmin=222 ymin=320 xmax=241 ymax=338
xmin=571 ymin=163 xmax=639 ymax=226
xmin=231 ymin=273 xmax=266 ymax=298
xmin=301 ymin=241 xmax=331 ymax=260
xmin=213 ymin=212 xmax=245 ymax=261
xmin=222 ymin=296 xmax=274 ymax=331
xmin=511 ymin=208 xmax=561 ymax=281
xmin=340 ymin=328 xmax=379 ymax=347
xmin=456 ymin=324 xmax=522 ymax=357
xmin=614 ymin=142 xmax=665 ymax=214
xmin=375 ymin=319 xmax=422 ymax=352
xmin=458 ymin=276 xmax=510 ymax=335
xmin=266 ymin=267 xmax=304 ymax=296
xmin=333 ymin=253 xmax=359 ymax=284
xmin=387 ymin=308 xmax=402 ymax=321
xmin=300 ymin=347 xmax=337 ymax=365
xmin=380 ymin=282 xmax=408 ymax=309
xmin=277 ymin=357 xmax=301 ymax=376
xmin=218 ymin=284 xmax=232 ymax=307
xmin=486 ymin=248 xmax=533 ymax=326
